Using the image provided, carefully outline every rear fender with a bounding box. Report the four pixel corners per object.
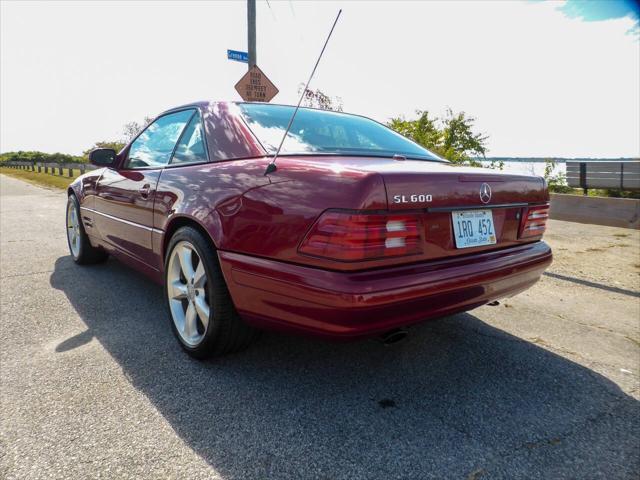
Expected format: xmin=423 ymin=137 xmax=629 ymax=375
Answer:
xmin=155 ymin=212 xmax=222 ymax=269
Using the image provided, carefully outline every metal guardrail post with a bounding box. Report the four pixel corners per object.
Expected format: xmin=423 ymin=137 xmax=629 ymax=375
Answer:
xmin=579 ymin=162 xmax=587 ymax=195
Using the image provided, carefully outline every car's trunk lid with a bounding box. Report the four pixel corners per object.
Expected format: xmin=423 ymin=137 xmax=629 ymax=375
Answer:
xmin=332 ymin=157 xmax=549 ymax=260
xmin=344 ymin=158 xmax=547 ymax=209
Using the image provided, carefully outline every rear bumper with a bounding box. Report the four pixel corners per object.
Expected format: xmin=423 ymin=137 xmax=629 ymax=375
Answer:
xmin=218 ymin=241 xmax=552 ymax=340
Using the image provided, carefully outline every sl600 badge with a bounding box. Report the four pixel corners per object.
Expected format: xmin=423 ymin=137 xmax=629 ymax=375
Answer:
xmin=393 ymin=194 xmax=433 ymax=204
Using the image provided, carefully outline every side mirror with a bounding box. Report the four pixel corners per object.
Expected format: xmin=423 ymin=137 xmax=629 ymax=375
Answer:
xmin=89 ymin=148 xmax=117 ymax=167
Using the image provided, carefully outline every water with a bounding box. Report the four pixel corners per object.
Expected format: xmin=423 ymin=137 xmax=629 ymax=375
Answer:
xmin=480 ymin=160 xmax=565 ymax=177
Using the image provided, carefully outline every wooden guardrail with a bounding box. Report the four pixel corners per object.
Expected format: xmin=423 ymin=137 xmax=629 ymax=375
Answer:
xmin=1 ymin=161 xmax=95 ymax=177
xmin=566 ymin=160 xmax=640 ymax=193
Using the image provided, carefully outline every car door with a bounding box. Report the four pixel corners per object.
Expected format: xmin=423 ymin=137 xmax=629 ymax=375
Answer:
xmin=94 ymin=109 xmax=195 ymax=268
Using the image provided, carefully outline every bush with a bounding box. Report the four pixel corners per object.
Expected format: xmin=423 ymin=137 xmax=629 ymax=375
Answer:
xmin=388 ymin=109 xmax=487 ymax=166
xmin=0 ymin=151 xmax=86 ymax=164
xmin=543 ymin=159 xmax=573 ymax=193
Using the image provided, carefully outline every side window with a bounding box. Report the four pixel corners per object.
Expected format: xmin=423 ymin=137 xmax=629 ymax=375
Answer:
xmin=171 ymin=111 xmax=208 ymax=165
xmin=126 ymin=109 xmax=194 ymax=168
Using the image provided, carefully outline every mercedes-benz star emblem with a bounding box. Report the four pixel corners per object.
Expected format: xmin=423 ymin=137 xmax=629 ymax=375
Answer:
xmin=479 ymin=183 xmax=492 ymax=204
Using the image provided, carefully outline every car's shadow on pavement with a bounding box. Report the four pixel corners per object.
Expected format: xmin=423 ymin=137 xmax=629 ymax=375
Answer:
xmin=50 ymin=256 xmax=639 ymax=479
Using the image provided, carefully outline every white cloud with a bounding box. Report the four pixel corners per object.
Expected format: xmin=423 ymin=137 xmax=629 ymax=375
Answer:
xmin=1 ymin=0 xmax=638 ymax=157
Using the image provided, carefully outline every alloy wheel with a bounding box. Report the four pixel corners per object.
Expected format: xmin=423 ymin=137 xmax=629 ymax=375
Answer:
xmin=167 ymin=241 xmax=211 ymax=346
xmin=67 ymin=201 xmax=81 ymax=258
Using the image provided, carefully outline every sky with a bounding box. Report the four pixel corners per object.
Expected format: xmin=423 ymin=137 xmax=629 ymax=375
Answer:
xmin=1 ymin=0 xmax=639 ymax=158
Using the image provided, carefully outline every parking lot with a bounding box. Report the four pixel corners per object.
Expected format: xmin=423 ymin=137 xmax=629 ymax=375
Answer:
xmin=1 ymin=173 xmax=638 ymax=479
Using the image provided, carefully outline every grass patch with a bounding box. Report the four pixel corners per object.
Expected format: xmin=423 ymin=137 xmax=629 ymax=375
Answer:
xmin=0 ymin=167 xmax=79 ymax=189
xmin=613 ymin=233 xmax=631 ymax=238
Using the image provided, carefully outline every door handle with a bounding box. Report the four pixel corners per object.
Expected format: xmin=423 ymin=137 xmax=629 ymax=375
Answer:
xmin=139 ymin=184 xmax=151 ymax=199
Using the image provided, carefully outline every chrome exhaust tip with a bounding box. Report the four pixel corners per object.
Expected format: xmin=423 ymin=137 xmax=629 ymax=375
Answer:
xmin=378 ymin=328 xmax=408 ymax=346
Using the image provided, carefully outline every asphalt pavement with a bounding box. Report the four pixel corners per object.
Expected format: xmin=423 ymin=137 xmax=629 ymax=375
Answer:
xmin=1 ymin=174 xmax=638 ymax=479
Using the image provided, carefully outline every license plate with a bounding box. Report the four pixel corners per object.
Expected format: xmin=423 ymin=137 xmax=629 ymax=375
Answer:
xmin=452 ymin=210 xmax=497 ymax=249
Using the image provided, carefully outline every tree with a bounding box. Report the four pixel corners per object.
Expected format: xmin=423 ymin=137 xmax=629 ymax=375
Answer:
xmin=0 ymin=150 xmax=83 ymax=164
xmin=388 ymin=111 xmax=442 ymax=154
xmin=388 ymin=109 xmax=488 ymax=166
xmin=83 ymin=140 xmax=126 ymax=157
xmin=298 ymin=85 xmax=343 ymax=111
xmin=84 ymin=115 xmax=153 ymax=158
xmin=122 ymin=116 xmax=154 ymax=143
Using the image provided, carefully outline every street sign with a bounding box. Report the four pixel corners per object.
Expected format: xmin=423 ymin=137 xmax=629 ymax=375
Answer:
xmin=234 ymin=65 xmax=279 ymax=102
xmin=227 ymin=49 xmax=248 ymax=63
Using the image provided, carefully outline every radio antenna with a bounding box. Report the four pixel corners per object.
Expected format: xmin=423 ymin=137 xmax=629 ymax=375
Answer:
xmin=264 ymin=9 xmax=342 ymax=175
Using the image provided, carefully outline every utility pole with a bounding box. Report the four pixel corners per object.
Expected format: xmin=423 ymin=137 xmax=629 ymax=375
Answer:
xmin=247 ymin=0 xmax=256 ymax=70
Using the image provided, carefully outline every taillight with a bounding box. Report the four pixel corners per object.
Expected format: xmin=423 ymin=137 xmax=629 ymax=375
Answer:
xmin=299 ymin=211 xmax=423 ymax=261
xmin=519 ymin=204 xmax=550 ymax=238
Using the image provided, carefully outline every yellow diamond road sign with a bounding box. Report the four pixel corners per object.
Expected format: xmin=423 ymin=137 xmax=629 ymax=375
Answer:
xmin=234 ymin=65 xmax=279 ymax=102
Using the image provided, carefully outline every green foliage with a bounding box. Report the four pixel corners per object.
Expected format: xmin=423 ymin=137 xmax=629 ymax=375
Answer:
xmin=82 ymin=141 xmax=126 ymax=158
xmin=0 ymin=114 xmax=154 ymax=165
xmin=543 ymin=159 xmax=573 ymax=193
xmin=0 ymin=150 xmax=85 ymax=164
xmin=0 ymin=166 xmax=78 ymax=189
xmin=595 ymin=189 xmax=640 ymax=199
xmin=388 ymin=109 xmax=487 ymax=166
xmin=388 ymin=111 xmax=441 ymax=154
xmin=487 ymin=159 xmax=505 ymax=170
xmin=83 ymin=116 xmax=152 ymax=158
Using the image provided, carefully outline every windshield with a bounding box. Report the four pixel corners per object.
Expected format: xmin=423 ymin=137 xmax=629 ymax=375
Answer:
xmin=238 ymin=103 xmax=443 ymax=162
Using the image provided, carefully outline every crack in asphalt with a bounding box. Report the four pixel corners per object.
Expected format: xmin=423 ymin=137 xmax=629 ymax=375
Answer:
xmin=0 ymin=268 xmax=72 ymax=280
xmin=467 ymin=398 xmax=634 ymax=477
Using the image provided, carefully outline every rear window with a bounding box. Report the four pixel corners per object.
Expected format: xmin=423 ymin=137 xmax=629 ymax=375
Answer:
xmin=238 ymin=104 xmax=443 ymax=161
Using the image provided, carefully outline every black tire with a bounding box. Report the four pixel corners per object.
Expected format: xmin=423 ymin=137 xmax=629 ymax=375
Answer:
xmin=164 ymin=226 xmax=258 ymax=359
xmin=66 ymin=194 xmax=108 ymax=265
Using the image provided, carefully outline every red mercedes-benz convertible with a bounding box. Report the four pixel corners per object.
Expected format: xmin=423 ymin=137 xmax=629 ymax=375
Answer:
xmin=67 ymin=101 xmax=552 ymax=358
